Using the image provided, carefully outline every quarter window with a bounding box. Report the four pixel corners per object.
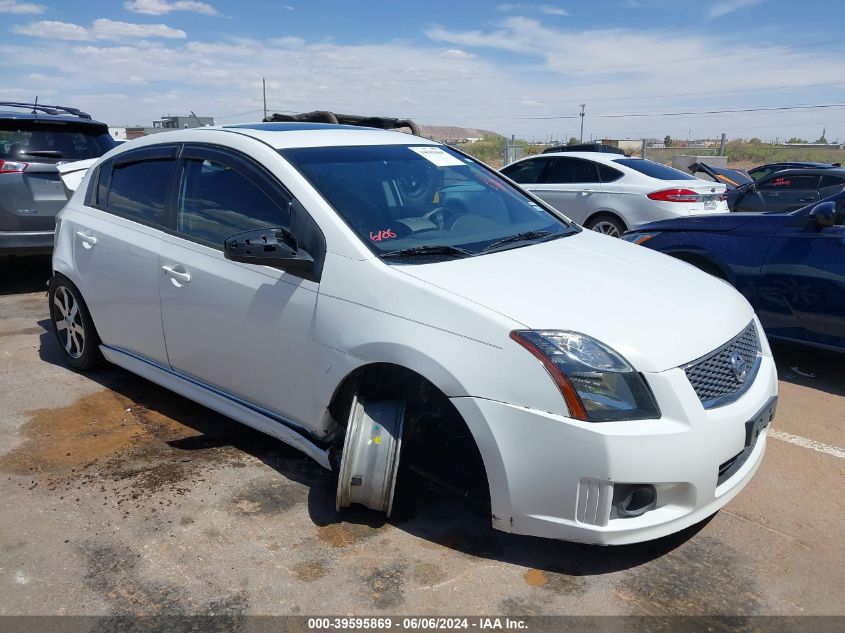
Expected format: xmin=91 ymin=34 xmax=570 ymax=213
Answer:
xmin=818 ymin=175 xmax=845 ymax=189
xmin=597 ymin=163 xmax=624 ymax=183
xmin=106 ymin=159 xmax=174 ymax=228
xmin=177 ymin=158 xmax=291 ymax=248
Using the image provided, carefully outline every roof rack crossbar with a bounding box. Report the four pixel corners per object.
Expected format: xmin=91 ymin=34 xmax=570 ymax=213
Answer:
xmin=263 ymin=110 xmax=420 ymax=135
xmin=0 ymin=101 xmax=92 ymax=120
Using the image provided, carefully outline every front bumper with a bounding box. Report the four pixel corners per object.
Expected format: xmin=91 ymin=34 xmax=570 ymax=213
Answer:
xmin=0 ymin=229 xmax=54 ymax=256
xmin=451 ymin=353 xmax=778 ymax=545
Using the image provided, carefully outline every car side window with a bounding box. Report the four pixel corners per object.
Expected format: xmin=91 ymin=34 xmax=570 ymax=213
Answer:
xmin=597 ymin=163 xmax=623 ymax=183
xmin=758 ymin=175 xmax=819 ymax=190
xmin=501 ymin=157 xmax=550 ymax=184
xmin=818 ymin=175 xmax=845 ymax=190
xmin=106 ymin=158 xmax=175 ymax=229
xmin=177 ymin=158 xmax=291 ymax=248
xmin=546 ymin=158 xmax=600 ymax=184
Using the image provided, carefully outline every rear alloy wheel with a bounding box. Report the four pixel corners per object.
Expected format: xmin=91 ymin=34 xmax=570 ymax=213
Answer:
xmin=49 ymin=277 xmax=103 ymax=370
xmin=586 ymin=214 xmax=626 ymax=238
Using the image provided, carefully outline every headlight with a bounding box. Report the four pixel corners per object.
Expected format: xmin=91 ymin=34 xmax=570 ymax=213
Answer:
xmin=511 ymin=330 xmax=660 ymax=422
xmin=621 ymin=232 xmax=658 ymax=245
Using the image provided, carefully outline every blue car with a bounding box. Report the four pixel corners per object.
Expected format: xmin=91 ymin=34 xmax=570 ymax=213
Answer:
xmin=622 ymin=192 xmax=845 ymax=352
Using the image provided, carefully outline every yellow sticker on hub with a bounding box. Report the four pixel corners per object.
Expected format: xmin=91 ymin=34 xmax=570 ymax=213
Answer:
xmin=373 ymin=436 xmax=381 ymax=444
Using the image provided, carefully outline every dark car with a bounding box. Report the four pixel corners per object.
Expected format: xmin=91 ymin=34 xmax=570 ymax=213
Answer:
xmin=622 ymin=193 xmax=845 ymax=352
xmin=748 ymin=161 xmax=840 ymax=181
xmin=727 ymin=167 xmax=845 ymax=213
xmin=1 ymin=102 xmax=116 ymax=257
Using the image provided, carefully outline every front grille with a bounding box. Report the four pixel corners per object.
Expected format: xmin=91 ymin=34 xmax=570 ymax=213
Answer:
xmin=684 ymin=321 xmax=761 ymax=409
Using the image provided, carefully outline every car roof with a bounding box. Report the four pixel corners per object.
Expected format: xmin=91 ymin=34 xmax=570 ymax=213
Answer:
xmin=0 ymin=110 xmax=107 ymax=126
xmin=190 ymin=122 xmax=440 ymax=149
xmin=512 ymin=151 xmax=632 ymax=164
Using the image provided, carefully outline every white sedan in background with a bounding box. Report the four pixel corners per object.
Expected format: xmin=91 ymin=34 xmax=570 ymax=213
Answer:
xmin=500 ymin=151 xmax=729 ymax=237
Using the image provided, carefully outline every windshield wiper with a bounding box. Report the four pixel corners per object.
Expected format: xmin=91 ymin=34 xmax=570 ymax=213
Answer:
xmin=380 ymin=244 xmax=474 ymax=260
xmin=479 ymin=230 xmax=554 ymax=254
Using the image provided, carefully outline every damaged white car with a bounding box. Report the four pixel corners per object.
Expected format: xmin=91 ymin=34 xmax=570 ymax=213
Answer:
xmin=49 ymin=120 xmax=777 ymax=544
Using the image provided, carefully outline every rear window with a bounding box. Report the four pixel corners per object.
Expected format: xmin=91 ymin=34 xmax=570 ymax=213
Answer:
xmin=614 ymin=158 xmax=696 ymax=181
xmin=0 ymin=120 xmax=116 ymax=162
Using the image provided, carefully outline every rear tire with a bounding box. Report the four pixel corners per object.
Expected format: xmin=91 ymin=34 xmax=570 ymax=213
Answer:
xmin=586 ymin=213 xmax=626 ymax=238
xmin=48 ymin=276 xmax=104 ymax=371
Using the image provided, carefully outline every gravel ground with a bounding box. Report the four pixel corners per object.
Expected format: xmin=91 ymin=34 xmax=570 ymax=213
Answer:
xmin=0 ymin=256 xmax=843 ymax=619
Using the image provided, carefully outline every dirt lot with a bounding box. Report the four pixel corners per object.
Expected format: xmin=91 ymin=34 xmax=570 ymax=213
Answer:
xmin=1 ymin=257 xmax=843 ymax=619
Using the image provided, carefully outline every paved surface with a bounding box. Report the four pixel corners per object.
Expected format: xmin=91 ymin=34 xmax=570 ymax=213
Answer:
xmin=0 ymin=256 xmax=843 ymax=617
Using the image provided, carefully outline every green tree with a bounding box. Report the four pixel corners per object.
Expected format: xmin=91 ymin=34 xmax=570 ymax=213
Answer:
xmin=567 ymin=137 xmax=579 ymax=145
xmin=748 ymin=137 xmax=763 ymax=144
xmin=663 ymin=135 xmax=673 ymax=147
xmin=786 ymin=137 xmax=808 ymax=144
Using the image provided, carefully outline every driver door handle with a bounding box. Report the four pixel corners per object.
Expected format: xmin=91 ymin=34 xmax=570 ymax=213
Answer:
xmin=76 ymin=231 xmax=97 ymax=248
xmin=161 ymin=265 xmax=191 ymax=284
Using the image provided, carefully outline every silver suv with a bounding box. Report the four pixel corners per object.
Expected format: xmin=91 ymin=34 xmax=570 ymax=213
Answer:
xmin=0 ymin=102 xmax=116 ymax=257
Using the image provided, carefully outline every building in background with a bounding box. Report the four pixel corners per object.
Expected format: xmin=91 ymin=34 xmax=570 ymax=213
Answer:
xmin=108 ymin=127 xmax=127 ymax=141
xmin=125 ymin=115 xmax=215 ymax=140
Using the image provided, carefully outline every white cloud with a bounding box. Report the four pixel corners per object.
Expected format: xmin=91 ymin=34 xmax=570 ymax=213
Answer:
xmin=92 ymin=18 xmax=186 ymax=39
xmin=709 ymin=0 xmax=767 ymax=18
xmin=540 ymin=5 xmax=569 ymax=15
xmin=439 ymin=48 xmax=476 ymax=59
xmin=13 ymin=19 xmax=186 ymax=41
xmin=13 ymin=21 xmax=89 ymax=40
xmin=496 ymin=3 xmax=569 ymax=15
xmin=0 ymin=0 xmax=45 ymax=14
xmin=124 ymin=0 xmax=218 ymax=16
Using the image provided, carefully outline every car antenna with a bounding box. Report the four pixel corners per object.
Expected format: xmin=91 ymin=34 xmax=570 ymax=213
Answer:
xmin=32 ymin=95 xmax=38 ymax=115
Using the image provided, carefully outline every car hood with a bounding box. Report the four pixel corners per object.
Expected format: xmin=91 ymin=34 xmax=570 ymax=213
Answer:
xmin=633 ymin=213 xmax=762 ymax=233
xmin=396 ymin=230 xmax=754 ymax=373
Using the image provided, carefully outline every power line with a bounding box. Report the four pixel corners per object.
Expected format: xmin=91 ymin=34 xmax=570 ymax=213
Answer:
xmin=411 ymin=102 xmax=845 ymax=122
xmin=506 ymin=80 xmax=845 ymax=106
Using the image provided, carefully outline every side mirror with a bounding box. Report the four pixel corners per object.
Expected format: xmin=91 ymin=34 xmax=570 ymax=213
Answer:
xmin=809 ymin=201 xmax=836 ymax=228
xmin=224 ymin=227 xmax=314 ymax=271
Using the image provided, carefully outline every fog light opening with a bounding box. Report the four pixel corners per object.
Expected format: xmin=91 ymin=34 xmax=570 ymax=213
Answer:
xmin=613 ymin=484 xmax=657 ymax=519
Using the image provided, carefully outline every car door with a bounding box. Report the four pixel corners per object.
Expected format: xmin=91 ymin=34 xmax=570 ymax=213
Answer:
xmin=70 ymin=145 xmax=177 ymax=365
xmin=527 ymin=157 xmax=602 ymax=224
xmin=736 ymin=174 xmax=820 ymax=213
xmin=756 ymin=200 xmax=845 ymax=349
xmin=157 ymin=144 xmax=326 ymax=433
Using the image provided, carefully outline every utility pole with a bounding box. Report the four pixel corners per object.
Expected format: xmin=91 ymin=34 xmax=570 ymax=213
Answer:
xmin=579 ymin=104 xmax=586 ymax=142
xmin=262 ymin=77 xmax=268 ymax=120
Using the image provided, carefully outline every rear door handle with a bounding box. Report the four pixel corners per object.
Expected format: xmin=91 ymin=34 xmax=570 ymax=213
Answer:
xmin=75 ymin=231 xmax=97 ymax=248
xmin=798 ymin=196 xmax=816 ymax=202
xmin=161 ymin=265 xmax=191 ymax=284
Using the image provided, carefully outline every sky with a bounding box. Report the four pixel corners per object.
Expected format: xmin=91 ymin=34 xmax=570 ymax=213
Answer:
xmin=1 ymin=0 xmax=844 ymax=142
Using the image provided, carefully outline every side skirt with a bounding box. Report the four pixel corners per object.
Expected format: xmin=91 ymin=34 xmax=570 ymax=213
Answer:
xmin=100 ymin=345 xmax=332 ymax=470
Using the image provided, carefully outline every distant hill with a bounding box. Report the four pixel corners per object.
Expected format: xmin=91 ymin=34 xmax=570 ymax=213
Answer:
xmin=416 ymin=124 xmax=500 ymax=141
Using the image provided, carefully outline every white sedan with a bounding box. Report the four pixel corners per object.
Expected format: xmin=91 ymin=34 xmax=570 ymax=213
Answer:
xmin=500 ymin=151 xmax=729 ymax=236
xmin=49 ymin=123 xmax=776 ymax=544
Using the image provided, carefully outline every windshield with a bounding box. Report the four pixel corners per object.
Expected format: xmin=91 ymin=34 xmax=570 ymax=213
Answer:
xmin=281 ymin=144 xmax=576 ymax=259
xmin=0 ymin=121 xmax=116 ymax=162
